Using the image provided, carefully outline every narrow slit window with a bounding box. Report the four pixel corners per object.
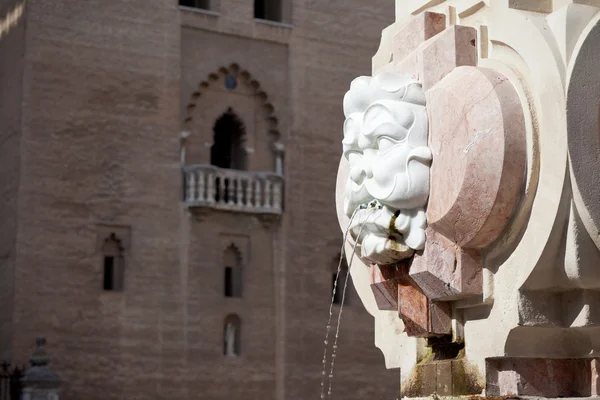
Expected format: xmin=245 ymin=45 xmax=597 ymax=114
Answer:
xmin=101 ymin=233 xmax=125 ymax=292
xmin=223 ymin=244 xmax=243 ymax=298
xmin=225 ymin=266 xmax=233 ymax=297
xmin=103 ymin=256 xmax=115 ymax=291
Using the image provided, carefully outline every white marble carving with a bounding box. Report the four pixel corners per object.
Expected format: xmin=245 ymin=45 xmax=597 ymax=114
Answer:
xmin=342 ymin=73 xmax=431 ymax=264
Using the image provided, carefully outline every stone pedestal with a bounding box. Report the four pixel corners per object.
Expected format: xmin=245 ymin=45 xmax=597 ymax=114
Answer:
xmin=21 ymin=338 xmax=61 ymax=400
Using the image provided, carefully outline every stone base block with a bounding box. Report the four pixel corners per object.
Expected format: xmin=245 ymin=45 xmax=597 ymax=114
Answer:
xmin=398 ymin=270 xmax=452 ymax=337
xmin=409 ymin=229 xmax=482 ymax=301
xmin=486 ymin=357 xmax=600 ymax=397
xmin=403 ymin=358 xmax=484 ymax=397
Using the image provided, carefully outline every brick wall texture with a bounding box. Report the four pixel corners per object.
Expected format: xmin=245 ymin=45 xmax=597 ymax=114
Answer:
xmin=0 ymin=0 xmax=399 ymax=399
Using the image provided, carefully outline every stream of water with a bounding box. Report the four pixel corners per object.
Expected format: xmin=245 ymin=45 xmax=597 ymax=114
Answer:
xmin=320 ymin=206 xmax=373 ymax=399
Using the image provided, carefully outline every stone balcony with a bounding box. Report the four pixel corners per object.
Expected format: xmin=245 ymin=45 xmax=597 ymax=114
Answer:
xmin=183 ymin=164 xmax=284 ymax=215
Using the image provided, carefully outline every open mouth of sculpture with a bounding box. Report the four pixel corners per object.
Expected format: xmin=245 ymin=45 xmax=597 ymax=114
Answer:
xmin=348 ymin=201 xmax=427 ymax=265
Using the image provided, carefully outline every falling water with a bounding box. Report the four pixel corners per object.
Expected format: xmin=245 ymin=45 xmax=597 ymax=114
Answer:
xmin=326 ymin=218 xmax=368 ymax=398
xmin=320 ymin=208 xmax=358 ymax=399
xmin=320 ymin=205 xmax=374 ymax=399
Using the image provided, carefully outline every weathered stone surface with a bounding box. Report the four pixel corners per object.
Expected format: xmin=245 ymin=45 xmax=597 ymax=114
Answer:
xmin=404 ymin=358 xmax=483 ymax=397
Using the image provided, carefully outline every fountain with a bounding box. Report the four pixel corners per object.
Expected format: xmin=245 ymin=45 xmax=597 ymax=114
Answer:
xmin=335 ymin=0 xmax=600 ymax=397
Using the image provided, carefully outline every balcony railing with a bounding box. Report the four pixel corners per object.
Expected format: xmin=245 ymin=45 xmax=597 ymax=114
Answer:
xmin=183 ymin=165 xmax=283 ymax=214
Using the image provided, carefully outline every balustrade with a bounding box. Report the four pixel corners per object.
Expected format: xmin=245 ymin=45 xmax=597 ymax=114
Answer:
xmin=183 ymin=165 xmax=284 ymax=214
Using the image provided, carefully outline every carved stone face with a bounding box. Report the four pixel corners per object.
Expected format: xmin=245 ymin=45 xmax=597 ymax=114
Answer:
xmin=342 ymin=73 xmax=432 ymax=264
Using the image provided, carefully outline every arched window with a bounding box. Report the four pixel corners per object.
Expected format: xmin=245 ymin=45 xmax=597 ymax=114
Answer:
xmin=210 ymin=109 xmax=247 ymax=171
xmin=224 ymin=245 xmax=243 ymax=298
xmin=332 ymin=254 xmax=350 ymax=305
xmin=102 ymin=233 xmax=125 ymax=291
xmin=224 ymin=314 xmax=241 ymax=357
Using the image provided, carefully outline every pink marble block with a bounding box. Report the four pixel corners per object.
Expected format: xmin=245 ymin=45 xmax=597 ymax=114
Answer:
xmin=426 ymin=66 xmax=527 ymax=249
xmin=397 ymin=264 xmax=452 ymax=337
xmin=392 ymin=12 xmax=446 ymax=64
xmin=420 ymin=25 xmax=477 ymax=91
xmin=409 ymin=228 xmax=482 ymax=301
xmin=370 ymin=263 xmax=401 ymax=311
xmin=486 ymin=357 xmax=600 ymax=397
xmin=398 ymin=280 xmax=431 ymax=337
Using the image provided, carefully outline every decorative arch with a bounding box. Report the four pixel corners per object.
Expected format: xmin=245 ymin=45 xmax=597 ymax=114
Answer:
xmin=184 ymin=63 xmax=280 ymax=141
xmin=211 ymin=108 xmax=247 ymax=170
xmin=223 ymin=243 xmax=243 ymax=267
xmin=102 ymin=233 xmax=123 ymax=257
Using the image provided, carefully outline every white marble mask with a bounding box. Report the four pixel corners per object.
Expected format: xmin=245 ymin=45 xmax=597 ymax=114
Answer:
xmin=342 ymin=73 xmax=431 ymax=264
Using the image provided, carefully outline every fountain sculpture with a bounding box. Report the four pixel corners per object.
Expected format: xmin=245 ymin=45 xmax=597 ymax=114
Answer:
xmin=336 ymin=0 xmax=600 ymax=397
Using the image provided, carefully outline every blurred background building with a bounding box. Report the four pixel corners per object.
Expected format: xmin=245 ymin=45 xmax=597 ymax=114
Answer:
xmin=0 ymin=0 xmax=397 ymax=399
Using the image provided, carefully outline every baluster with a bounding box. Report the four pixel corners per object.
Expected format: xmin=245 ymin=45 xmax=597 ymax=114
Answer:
xmin=255 ymin=180 xmax=262 ymax=208
xmin=227 ymin=175 xmax=235 ymax=205
xmin=273 ymin=181 xmax=282 ymax=211
xmin=207 ymin=171 xmax=216 ymax=204
xmin=197 ymin=170 xmax=206 ymax=202
xmin=216 ymin=173 xmax=224 ymax=204
xmin=264 ymin=179 xmax=272 ymax=209
xmin=245 ymin=177 xmax=253 ymax=208
xmin=186 ymin=171 xmax=196 ymax=202
xmin=236 ymin=176 xmax=244 ymax=206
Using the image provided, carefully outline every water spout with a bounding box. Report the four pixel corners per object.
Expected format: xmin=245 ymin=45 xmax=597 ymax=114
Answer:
xmin=321 ymin=204 xmax=376 ymax=399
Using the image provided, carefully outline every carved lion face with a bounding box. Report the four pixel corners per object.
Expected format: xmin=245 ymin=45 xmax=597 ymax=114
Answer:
xmin=342 ymin=73 xmax=432 ymax=263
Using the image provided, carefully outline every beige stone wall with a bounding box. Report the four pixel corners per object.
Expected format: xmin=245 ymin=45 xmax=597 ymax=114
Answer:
xmin=0 ymin=0 xmax=26 ymax=362
xmin=10 ymin=1 xmax=182 ymax=399
xmin=2 ymin=0 xmax=397 ymax=399
xmin=185 ymin=210 xmax=278 ymax=398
